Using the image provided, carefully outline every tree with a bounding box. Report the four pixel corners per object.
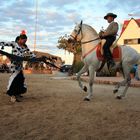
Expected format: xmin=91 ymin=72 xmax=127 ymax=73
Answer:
xmin=57 ymin=36 xmax=83 ymax=74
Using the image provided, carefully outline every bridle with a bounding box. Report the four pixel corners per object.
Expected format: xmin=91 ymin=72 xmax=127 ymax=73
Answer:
xmin=70 ymin=21 xmax=100 ymax=45
xmin=70 ymin=22 xmax=83 ymax=44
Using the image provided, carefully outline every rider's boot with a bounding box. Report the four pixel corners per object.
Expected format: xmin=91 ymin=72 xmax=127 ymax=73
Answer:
xmin=107 ymin=59 xmax=116 ymax=70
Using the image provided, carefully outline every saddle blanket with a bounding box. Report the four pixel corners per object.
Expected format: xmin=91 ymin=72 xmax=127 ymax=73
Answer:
xmin=96 ymin=44 xmax=122 ymax=61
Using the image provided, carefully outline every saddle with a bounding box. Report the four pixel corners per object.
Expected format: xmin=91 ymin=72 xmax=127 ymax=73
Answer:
xmin=96 ymin=39 xmax=122 ymax=62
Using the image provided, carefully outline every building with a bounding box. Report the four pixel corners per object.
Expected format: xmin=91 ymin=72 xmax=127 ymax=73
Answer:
xmin=33 ymin=51 xmax=63 ymax=68
xmin=117 ymin=18 xmax=140 ymax=53
xmin=24 ymin=51 xmax=63 ymax=73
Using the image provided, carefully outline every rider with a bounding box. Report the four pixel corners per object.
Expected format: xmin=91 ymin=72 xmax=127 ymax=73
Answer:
xmin=99 ymin=13 xmax=119 ymax=68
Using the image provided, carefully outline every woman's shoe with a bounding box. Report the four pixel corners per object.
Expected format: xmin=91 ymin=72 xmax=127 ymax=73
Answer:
xmin=10 ymin=96 xmax=16 ymax=103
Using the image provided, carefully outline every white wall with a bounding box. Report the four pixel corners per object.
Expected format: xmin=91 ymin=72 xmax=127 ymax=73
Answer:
xmin=118 ymin=19 xmax=140 ymax=53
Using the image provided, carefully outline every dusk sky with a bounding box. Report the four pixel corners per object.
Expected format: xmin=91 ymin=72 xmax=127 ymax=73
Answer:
xmin=0 ymin=0 xmax=140 ymax=64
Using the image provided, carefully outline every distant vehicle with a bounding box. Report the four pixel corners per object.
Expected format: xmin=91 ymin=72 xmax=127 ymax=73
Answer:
xmin=60 ymin=65 xmax=72 ymax=72
xmin=0 ymin=64 xmax=10 ymax=73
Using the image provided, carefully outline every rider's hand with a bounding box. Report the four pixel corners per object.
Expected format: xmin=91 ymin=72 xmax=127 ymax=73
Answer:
xmin=102 ymin=32 xmax=107 ymax=37
xmin=99 ymin=31 xmax=104 ymax=38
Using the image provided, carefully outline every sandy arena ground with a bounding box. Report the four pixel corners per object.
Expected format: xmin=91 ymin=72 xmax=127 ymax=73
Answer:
xmin=0 ymin=73 xmax=140 ymax=140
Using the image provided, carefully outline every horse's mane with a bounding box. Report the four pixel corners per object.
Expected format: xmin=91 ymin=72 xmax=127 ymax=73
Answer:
xmin=82 ymin=24 xmax=98 ymax=36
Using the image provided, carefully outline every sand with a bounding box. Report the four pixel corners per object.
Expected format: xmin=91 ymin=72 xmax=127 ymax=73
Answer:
xmin=0 ymin=73 xmax=140 ymax=140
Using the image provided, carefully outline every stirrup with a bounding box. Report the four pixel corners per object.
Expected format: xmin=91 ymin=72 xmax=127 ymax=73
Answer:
xmin=107 ymin=60 xmax=116 ymax=71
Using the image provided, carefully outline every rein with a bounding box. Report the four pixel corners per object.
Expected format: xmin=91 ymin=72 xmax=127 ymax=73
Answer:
xmin=70 ymin=35 xmax=100 ymax=59
xmin=70 ymin=35 xmax=100 ymax=45
xmin=70 ymin=23 xmax=100 ymax=45
xmin=80 ymin=37 xmax=100 ymax=44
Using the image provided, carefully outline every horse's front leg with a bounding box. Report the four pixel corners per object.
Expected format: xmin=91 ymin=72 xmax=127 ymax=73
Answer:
xmin=77 ymin=64 xmax=88 ymax=92
xmin=84 ymin=65 xmax=95 ymax=101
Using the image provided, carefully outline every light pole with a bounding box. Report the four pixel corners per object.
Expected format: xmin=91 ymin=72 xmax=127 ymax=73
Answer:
xmin=34 ymin=0 xmax=38 ymax=51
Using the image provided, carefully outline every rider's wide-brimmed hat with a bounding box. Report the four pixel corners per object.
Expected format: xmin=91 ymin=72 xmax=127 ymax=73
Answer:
xmin=104 ymin=13 xmax=117 ymax=19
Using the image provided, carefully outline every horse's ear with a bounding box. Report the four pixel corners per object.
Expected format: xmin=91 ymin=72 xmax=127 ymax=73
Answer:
xmin=80 ymin=20 xmax=83 ymax=25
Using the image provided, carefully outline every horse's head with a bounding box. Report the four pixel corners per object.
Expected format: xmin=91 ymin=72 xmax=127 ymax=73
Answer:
xmin=68 ymin=20 xmax=83 ymax=44
xmin=68 ymin=21 xmax=99 ymax=45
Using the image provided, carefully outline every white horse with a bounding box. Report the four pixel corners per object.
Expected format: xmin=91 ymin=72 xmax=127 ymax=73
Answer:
xmin=68 ymin=21 xmax=140 ymax=101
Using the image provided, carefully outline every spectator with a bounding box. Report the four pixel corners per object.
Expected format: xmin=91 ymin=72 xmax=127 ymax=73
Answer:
xmin=133 ymin=64 xmax=140 ymax=81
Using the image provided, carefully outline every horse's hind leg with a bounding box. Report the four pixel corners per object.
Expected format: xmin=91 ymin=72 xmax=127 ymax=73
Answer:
xmin=77 ymin=65 xmax=88 ymax=92
xmin=113 ymin=62 xmax=129 ymax=93
xmin=115 ymin=63 xmax=131 ymax=99
xmin=113 ymin=63 xmax=123 ymax=93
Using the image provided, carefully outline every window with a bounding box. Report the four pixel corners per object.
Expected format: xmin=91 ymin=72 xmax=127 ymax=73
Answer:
xmin=138 ymin=39 xmax=140 ymax=44
xmin=124 ymin=38 xmax=140 ymax=45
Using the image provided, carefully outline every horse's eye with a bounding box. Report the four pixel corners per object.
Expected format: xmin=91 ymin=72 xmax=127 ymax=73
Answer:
xmin=74 ymin=29 xmax=77 ymax=32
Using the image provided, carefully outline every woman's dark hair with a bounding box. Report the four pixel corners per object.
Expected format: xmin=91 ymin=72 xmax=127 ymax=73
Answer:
xmin=19 ymin=34 xmax=27 ymax=39
xmin=15 ymin=36 xmax=20 ymax=42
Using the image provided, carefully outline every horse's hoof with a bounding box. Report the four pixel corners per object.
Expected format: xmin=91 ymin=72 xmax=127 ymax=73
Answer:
xmin=83 ymin=86 xmax=87 ymax=92
xmin=116 ymin=95 xmax=122 ymax=100
xmin=83 ymin=97 xmax=90 ymax=101
xmin=113 ymin=89 xmax=118 ymax=94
